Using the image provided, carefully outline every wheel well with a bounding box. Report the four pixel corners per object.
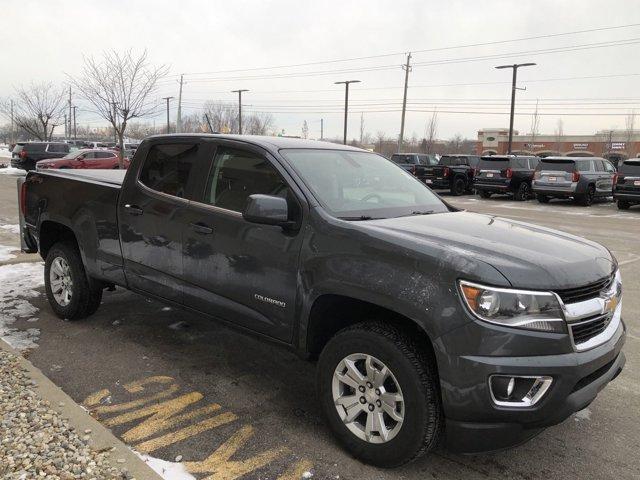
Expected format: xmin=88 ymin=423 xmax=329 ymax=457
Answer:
xmin=306 ymin=294 xmax=435 ymax=360
xmin=39 ymin=221 xmax=78 ymax=259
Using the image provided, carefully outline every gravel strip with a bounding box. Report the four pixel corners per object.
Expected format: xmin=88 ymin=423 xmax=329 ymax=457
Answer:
xmin=0 ymin=349 xmax=131 ymax=479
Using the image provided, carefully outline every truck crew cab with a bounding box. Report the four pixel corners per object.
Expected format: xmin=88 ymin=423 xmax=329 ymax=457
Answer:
xmin=19 ymin=135 xmax=625 ymax=467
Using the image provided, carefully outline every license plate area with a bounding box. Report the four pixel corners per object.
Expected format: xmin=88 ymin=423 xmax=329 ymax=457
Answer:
xmin=548 ymin=176 xmax=557 ymax=182
xmin=635 ymin=180 xmax=640 ymax=186
xmin=486 ymin=173 xmax=494 ymax=178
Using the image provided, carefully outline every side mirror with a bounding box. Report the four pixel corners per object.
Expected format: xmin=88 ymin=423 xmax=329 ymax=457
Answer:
xmin=243 ymin=194 xmax=290 ymax=227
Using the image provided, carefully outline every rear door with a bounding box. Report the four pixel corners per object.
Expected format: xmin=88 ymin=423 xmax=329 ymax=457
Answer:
xmin=600 ymin=159 xmax=616 ymax=194
xmin=536 ymin=159 xmax=576 ymax=187
xmin=181 ymin=140 xmax=305 ymax=342
xmin=616 ymin=160 xmax=640 ymax=193
xmin=118 ymin=139 xmax=207 ymax=304
xmin=89 ymin=151 xmax=117 ymax=168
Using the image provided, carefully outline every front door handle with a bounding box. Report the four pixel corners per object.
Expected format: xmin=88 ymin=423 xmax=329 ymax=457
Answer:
xmin=123 ymin=204 xmax=143 ymax=216
xmin=190 ymin=222 xmax=213 ymax=235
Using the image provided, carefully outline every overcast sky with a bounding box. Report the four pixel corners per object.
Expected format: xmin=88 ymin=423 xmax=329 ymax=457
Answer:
xmin=2 ymin=0 xmax=640 ymax=141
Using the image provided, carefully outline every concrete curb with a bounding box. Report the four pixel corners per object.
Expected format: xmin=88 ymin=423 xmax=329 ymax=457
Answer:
xmin=0 ymin=339 xmax=163 ymax=480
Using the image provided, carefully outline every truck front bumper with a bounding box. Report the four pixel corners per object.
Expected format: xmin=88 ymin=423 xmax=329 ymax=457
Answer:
xmin=436 ymin=317 xmax=626 ymax=453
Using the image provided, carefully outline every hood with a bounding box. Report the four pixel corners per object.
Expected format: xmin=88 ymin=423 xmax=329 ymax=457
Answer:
xmin=359 ymin=211 xmax=615 ymax=290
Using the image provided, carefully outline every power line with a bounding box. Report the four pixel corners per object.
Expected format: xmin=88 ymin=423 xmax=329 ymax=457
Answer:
xmin=161 ymin=22 xmax=640 ymax=77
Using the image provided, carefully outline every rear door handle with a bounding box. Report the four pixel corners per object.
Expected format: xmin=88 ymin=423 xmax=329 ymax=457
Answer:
xmin=123 ymin=204 xmax=143 ymax=216
xmin=190 ymin=222 xmax=213 ymax=235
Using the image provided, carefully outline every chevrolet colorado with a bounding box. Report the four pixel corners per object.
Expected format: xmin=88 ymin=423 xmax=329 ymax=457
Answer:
xmin=19 ymin=134 xmax=626 ymax=467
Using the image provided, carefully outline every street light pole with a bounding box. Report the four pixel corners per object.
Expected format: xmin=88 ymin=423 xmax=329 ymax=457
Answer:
xmin=162 ymin=96 xmax=174 ymax=133
xmin=231 ymin=89 xmax=249 ymax=134
xmin=335 ymin=80 xmax=361 ymax=145
xmin=495 ymin=62 xmax=536 ymax=154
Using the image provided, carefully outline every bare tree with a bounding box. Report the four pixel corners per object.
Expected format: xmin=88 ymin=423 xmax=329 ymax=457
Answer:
xmin=554 ymin=118 xmax=564 ymax=155
xmin=424 ymin=110 xmax=438 ymax=154
xmin=301 ymin=120 xmax=309 ymax=139
xmin=202 ymin=101 xmax=238 ymax=133
xmin=529 ymin=99 xmax=540 ymax=147
xmin=245 ymin=112 xmax=274 ymax=135
xmin=1 ymin=82 xmax=66 ymax=140
xmin=625 ymin=110 xmax=636 ymax=158
xmin=447 ymin=134 xmax=464 ymax=153
xmin=375 ymin=130 xmax=387 ymax=153
xmin=70 ymin=50 xmax=167 ymax=167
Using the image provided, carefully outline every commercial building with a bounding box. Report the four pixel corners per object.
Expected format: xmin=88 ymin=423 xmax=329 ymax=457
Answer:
xmin=476 ymin=128 xmax=640 ymax=165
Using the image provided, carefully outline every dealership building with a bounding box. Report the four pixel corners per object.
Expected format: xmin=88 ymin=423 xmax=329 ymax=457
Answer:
xmin=476 ymin=128 xmax=640 ymax=165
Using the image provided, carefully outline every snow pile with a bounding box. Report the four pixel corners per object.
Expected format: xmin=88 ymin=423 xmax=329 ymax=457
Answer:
xmin=134 ymin=453 xmax=196 ymax=480
xmin=1 ymin=224 xmax=20 ymax=235
xmin=0 ymin=146 xmax=10 ymax=159
xmin=0 ymin=245 xmax=18 ymax=262
xmin=0 ymin=262 xmax=45 ymax=351
xmin=0 ymin=166 xmax=26 ymax=176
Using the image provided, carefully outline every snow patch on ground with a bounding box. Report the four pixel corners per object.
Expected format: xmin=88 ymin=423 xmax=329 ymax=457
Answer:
xmin=134 ymin=453 xmax=196 ymax=480
xmin=0 ymin=262 xmax=45 ymax=351
xmin=0 ymin=245 xmax=18 ymax=261
xmin=574 ymin=408 xmax=592 ymax=421
xmin=0 ymin=167 xmax=26 ymax=176
xmin=1 ymin=224 xmax=20 ymax=235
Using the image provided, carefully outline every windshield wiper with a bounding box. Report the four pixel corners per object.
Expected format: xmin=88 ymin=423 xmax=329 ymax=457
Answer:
xmin=395 ymin=210 xmax=436 ymax=218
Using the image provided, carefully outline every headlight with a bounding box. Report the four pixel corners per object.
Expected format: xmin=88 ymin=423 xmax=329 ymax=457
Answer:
xmin=459 ymin=280 xmax=566 ymax=333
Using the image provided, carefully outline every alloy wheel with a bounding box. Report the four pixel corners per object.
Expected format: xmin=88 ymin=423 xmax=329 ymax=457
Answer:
xmin=50 ymin=256 xmax=73 ymax=306
xmin=332 ymin=353 xmax=405 ymax=444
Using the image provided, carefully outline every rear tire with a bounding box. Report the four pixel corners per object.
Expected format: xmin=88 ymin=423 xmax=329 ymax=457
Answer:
xmin=514 ymin=182 xmax=531 ymax=201
xmin=537 ymin=194 xmax=550 ymax=204
xmin=577 ymin=185 xmax=595 ymax=206
xmin=450 ymin=177 xmax=466 ymax=196
xmin=617 ymin=200 xmax=631 ymax=210
xmin=44 ymin=242 xmax=103 ymax=320
xmin=478 ymin=190 xmax=492 ymax=199
xmin=318 ymin=322 xmax=442 ymax=467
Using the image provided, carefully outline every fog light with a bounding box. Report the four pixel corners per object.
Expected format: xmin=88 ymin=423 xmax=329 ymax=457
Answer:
xmin=489 ymin=375 xmax=553 ymax=407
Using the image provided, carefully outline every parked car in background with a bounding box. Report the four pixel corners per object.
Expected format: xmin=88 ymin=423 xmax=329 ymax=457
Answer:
xmin=425 ymin=154 xmax=480 ymax=195
xmin=532 ymin=157 xmax=615 ymax=206
xmin=36 ymin=149 xmax=128 ymax=170
xmin=11 ymin=142 xmax=70 ymax=171
xmin=390 ymin=153 xmax=438 ymax=183
xmin=474 ymin=155 xmax=539 ymax=201
xmin=614 ymin=159 xmax=640 ymax=210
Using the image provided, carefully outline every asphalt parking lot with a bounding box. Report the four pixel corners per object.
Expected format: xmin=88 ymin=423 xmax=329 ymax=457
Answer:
xmin=1 ymin=172 xmax=639 ymax=480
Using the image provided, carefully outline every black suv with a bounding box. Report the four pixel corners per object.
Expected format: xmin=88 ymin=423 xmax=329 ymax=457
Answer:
xmin=532 ymin=157 xmax=616 ymax=206
xmin=474 ymin=155 xmax=539 ymax=201
xmin=11 ymin=142 xmax=70 ymax=171
xmin=425 ymin=154 xmax=480 ymax=195
xmin=614 ymin=159 xmax=640 ymax=210
xmin=390 ymin=153 xmax=438 ymax=183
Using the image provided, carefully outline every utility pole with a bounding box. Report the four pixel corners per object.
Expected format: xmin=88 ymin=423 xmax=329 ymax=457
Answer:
xmin=162 ymin=97 xmax=174 ymax=133
xmin=10 ymin=100 xmax=15 ymax=144
xmin=231 ymin=89 xmax=249 ymax=134
xmin=176 ymin=74 xmax=184 ymax=133
xmin=72 ymin=106 xmax=77 ymax=140
xmin=112 ymin=102 xmax=118 ymax=143
xmin=495 ymin=62 xmax=536 ymax=154
xmin=334 ymin=80 xmax=361 ymax=145
xmin=398 ymin=52 xmax=412 ymax=153
xmin=320 ymin=118 xmax=324 ymax=140
xmin=204 ymin=113 xmax=214 ymax=133
xmin=68 ymin=86 xmax=72 ymax=139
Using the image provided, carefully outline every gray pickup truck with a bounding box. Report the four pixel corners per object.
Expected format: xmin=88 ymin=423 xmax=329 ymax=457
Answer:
xmin=19 ymin=134 xmax=625 ymax=467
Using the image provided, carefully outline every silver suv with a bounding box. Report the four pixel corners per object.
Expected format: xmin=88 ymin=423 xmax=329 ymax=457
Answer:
xmin=532 ymin=157 xmax=616 ymax=206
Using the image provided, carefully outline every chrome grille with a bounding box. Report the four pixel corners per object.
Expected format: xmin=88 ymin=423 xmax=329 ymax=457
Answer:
xmin=569 ymin=314 xmax=612 ymax=345
xmin=555 ymin=276 xmax=613 ymax=304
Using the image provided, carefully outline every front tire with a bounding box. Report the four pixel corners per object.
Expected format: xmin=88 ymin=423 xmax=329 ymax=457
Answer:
xmin=478 ymin=190 xmax=492 ymax=199
xmin=577 ymin=185 xmax=595 ymax=206
xmin=44 ymin=242 xmax=103 ymax=320
xmin=318 ymin=322 xmax=442 ymax=467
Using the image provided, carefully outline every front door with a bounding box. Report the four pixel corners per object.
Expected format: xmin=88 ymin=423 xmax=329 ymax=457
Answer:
xmin=182 ymin=142 xmax=305 ymax=342
xmin=118 ymin=139 xmax=204 ymax=304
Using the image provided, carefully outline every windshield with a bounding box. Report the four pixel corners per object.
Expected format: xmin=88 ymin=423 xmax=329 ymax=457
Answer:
xmin=280 ymin=149 xmax=448 ymax=219
xmin=390 ymin=154 xmax=417 ymax=165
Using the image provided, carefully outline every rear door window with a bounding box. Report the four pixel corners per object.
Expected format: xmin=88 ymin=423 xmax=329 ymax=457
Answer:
xmin=24 ymin=143 xmax=47 ymax=152
xmin=603 ymin=160 xmax=616 ymax=173
xmin=576 ymin=160 xmax=594 ymax=172
xmin=528 ymin=157 xmax=540 ymax=169
xmin=620 ymin=160 xmax=640 ymax=174
xmin=538 ymin=160 xmax=575 ymax=172
xmin=139 ymin=143 xmax=200 ymax=199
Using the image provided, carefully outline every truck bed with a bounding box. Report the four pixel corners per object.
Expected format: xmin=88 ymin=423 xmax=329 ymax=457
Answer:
xmin=37 ymin=168 xmax=126 ymax=187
